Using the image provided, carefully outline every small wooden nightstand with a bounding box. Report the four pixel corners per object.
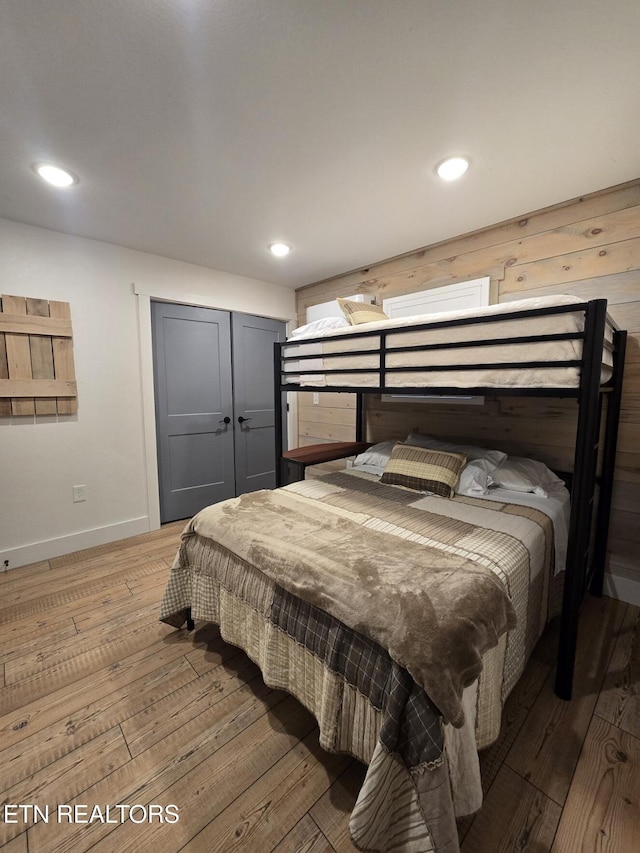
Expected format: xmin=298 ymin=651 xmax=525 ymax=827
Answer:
xmin=281 ymin=441 xmax=372 ymax=483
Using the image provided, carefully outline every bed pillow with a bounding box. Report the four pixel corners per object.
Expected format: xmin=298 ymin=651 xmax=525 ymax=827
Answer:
xmin=337 ymin=298 xmax=389 ymax=325
xmin=289 ymin=316 xmax=350 ymax=338
xmin=405 ymin=433 xmax=506 ymax=496
xmin=490 ymin=456 xmax=563 ymax=497
xmin=381 ymin=443 xmax=467 ymax=497
xmin=405 ymin=432 xmax=507 ymax=470
xmin=353 ymin=439 xmax=397 ymax=470
xmin=457 ymin=461 xmax=495 ymax=496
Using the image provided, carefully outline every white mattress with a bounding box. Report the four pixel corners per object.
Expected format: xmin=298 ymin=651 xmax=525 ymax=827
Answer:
xmin=283 ymin=294 xmax=614 ymax=389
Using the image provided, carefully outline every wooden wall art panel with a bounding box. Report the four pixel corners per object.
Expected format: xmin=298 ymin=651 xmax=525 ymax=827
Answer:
xmin=0 ymin=294 xmax=77 ymax=416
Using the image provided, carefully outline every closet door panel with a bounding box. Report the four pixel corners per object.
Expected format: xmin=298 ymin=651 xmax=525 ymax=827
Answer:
xmin=232 ymin=313 xmax=286 ymax=494
xmin=152 ymin=301 xmax=235 ymax=522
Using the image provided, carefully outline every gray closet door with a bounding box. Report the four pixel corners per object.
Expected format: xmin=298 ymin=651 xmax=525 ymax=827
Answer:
xmin=152 ymin=301 xmax=235 ymax=522
xmin=232 ymin=312 xmax=286 ymax=494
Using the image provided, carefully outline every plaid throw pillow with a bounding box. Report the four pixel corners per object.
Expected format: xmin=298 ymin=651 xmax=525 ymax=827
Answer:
xmin=337 ymin=298 xmax=388 ymax=325
xmin=381 ymin=443 xmax=467 ymax=497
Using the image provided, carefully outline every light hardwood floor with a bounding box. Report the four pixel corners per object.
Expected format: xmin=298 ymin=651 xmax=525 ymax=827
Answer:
xmin=0 ymin=523 xmax=638 ymax=852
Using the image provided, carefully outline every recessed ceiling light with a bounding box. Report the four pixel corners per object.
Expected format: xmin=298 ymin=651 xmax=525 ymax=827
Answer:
xmin=269 ymin=242 xmax=291 ymax=258
xmin=33 ymin=163 xmax=78 ymax=187
xmin=436 ymin=157 xmax=469 ymax=181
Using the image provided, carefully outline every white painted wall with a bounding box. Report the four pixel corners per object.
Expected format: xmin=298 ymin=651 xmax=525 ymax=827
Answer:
xmin=0 ymin=219 xmax=296 ymax=569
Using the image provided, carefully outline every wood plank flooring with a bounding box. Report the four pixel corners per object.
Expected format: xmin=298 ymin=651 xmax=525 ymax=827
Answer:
xmin=0 ymin=524 xmax=638 ymax=852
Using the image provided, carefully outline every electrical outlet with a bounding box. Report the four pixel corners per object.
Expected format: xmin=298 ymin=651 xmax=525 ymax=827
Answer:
xmin=73 ymin=485 xmax=86 ymax=503
xmin=313 ymin=393 xmax=319 ymax=405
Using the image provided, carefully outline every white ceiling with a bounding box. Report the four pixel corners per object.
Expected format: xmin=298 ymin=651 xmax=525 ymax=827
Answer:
xmin=1 ymin=0 xmax=639 ymax=289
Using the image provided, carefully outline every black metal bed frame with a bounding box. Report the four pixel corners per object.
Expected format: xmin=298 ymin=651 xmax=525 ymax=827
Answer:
xmin=273 ymin=299 xmax=627 ymax=701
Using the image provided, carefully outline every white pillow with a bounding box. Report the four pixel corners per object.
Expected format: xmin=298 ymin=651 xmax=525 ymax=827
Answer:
xmin=491 ymin=456 xmax=562 ymax=498
xmin=457 ymin=461 xmax=495 ymax=496
xmin=289 ymin=316 xmax=350 ymax=339
xmin=353 ymin=440 xmax=398 ymax=470
xmin=404 ymin=433 xmax=507 ymax=470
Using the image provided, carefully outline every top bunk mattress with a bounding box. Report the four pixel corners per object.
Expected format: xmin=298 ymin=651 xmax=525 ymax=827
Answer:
xmin=282 ymin=294 xmax=615 ymax=390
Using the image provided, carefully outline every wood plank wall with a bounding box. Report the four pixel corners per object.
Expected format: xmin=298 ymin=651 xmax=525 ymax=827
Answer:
xmin=294 ymin=179 xmax=640 ymax=592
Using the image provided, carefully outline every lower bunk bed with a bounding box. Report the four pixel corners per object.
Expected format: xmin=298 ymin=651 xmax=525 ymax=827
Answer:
xmin=160 ymin=460 xmax=569 ymax=853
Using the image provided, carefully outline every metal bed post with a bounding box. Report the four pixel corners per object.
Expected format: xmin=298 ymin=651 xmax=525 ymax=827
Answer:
xmin=555 ymin=300 xmax=608 ymax=700
xmin=591 ymin=327 xmax=627 ymax=597
xmin=274 ymin=340 xmax=284 ymax=487
xmin=355 ymin=394 xmax=365 ymax=442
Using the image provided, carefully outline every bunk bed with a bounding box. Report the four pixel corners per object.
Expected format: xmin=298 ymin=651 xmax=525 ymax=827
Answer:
xmin=276 ymin=294 xmax=626 ymax=694
xmin=160 ymin=294 xmax=626 ymax=853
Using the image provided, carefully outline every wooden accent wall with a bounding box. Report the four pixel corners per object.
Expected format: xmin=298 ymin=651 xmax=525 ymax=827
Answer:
xmin=295 ymin=179 xmax=640 ymax=589
xmin=0 ymin=294 xmax=77 ymax=416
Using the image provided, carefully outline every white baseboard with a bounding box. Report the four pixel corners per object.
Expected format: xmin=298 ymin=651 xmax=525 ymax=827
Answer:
xmin=0 ymin=517 xmax=152 ymax=571
xmin=603 ymin=572 xmax=640 ymax=607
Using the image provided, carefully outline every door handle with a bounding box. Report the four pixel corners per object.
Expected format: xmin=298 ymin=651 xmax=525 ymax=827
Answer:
xmin=238 ymin=416 xmax=252 ymax=424
xmin=219 ymin=416 xmax=231 ymax=424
